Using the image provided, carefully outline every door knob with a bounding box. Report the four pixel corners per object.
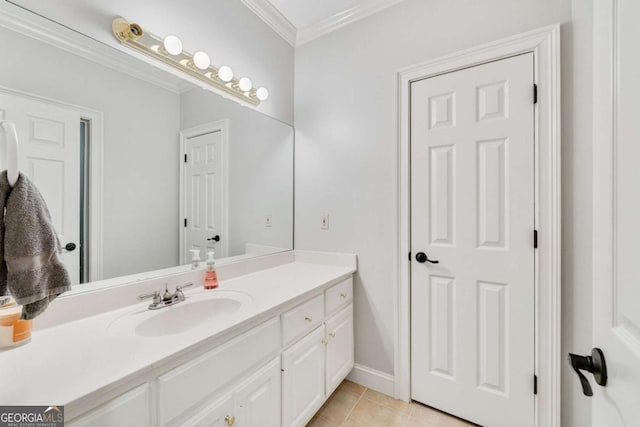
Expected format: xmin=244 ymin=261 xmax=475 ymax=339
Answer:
xmin=415 ymin=252 xmax=439 ymax=264
xmin=64 ymin=242 xmax=77 ymax=252
xmin=207 ymin=235 xmax=220 ymax=242
xmin=568 ymin=348 xmax=607 ymax=396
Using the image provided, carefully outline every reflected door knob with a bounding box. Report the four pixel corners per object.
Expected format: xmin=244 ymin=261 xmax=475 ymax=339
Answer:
xmin=568 ymin=348 xmax=608 ymax=396
xmin=207 ymin=235 xmax=220 ymax=242
xmin=415 ymin=252 xmax=439 ymax=264
xmin=64 ymin=242 xmax=77 ymax=252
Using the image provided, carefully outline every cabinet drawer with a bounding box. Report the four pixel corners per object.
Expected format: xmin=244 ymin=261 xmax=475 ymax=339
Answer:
xmin=157 ymin=317 xmax=280 ymax=426
xmin=325 ymin=277 xmax=353 ymax=315
xmin=282 ymin=294 xmax=324 ymax=346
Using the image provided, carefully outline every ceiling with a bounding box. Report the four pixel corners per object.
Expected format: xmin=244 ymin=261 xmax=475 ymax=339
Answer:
xmin=240 ymin=0 xmax=407 ymax=45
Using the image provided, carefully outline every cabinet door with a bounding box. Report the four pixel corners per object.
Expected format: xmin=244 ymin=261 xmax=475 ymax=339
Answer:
xmin=185 ymin=394 xmax=235 ymax=427
xmin=67 ymin=384 xmax=150 ymax=427
xmin=233 ymin=357 xmax=281 ymax=427
xmin=325 ymin=304 xmax=354 ymax=394
xmin=282 ymin=325 xmax=326 ymax=427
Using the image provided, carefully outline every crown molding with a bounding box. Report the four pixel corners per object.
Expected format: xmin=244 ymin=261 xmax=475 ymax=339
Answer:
xmin=0 ymin=2 xmax=183 ymax=93
xmin=239 ymin=0 xmax=297 ymax=46
xmin=296 ymin=0 xmax=407 ymax=46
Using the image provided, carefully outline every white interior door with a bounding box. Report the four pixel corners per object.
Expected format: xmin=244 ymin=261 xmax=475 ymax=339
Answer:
xmin=184 ymin=129 xmax=225 ymax=261
xmin=410 ymin=53 xmax=535 ymax=427
xmin=0 ymin=92 xmax=81 ymax=284
xmin=592 ymin=1 xmax=640 ymax=424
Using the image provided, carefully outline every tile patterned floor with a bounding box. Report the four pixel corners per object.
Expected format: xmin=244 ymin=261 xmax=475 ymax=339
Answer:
xmin=307 ymin=380 xmax=478 ymax=427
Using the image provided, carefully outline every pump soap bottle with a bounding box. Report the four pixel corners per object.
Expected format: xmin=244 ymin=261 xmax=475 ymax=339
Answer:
xmin=189 ymin=248 xmax=201 ymax=269
xmin=204 ymin=251 xmax=219 ymax=289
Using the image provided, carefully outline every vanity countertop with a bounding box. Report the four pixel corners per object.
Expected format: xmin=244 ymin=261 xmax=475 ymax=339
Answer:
xmin=0 ymin=257 xmax=355 ymax=410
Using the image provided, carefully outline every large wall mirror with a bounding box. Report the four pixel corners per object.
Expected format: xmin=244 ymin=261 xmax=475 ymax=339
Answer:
xmin=0 ymin=1 xmax=294 ymax=290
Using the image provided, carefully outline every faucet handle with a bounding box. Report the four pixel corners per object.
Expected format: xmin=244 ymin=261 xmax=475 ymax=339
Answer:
xmin=162 ymin=284 xmax=173 ymax=302
xmin=176 ymin=282 xmax=193 ymax=291
xmin=138 ymin=290 xmax=161 ymax=304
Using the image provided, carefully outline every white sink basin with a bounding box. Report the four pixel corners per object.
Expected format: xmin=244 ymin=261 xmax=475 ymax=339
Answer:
xmin=109 ymin=290 xmax=252 ymax=338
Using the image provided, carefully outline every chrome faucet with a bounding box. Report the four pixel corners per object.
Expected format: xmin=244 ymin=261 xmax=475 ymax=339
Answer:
xmin=138 ymin=283 xmax=193 ymax=310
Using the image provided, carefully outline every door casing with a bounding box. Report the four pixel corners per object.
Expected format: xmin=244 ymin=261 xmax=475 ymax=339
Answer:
xmin=394 ymin=25 xmax=561 ymax=426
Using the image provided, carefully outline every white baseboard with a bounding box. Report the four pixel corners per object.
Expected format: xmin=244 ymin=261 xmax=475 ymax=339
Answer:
xmin=347 ymin=363 xmax=395 ymax=397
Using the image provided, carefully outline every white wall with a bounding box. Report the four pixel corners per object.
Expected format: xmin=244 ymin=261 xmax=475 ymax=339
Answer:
xmin=294 ymin=0 xmax=592 ymax=425
xmin=0 ymin=25 xmax=181 ymax=280
xmin=180 ymin=89 xmax=294 ymax=256
xmin=11 ymin=0 xmax=295 ymax=124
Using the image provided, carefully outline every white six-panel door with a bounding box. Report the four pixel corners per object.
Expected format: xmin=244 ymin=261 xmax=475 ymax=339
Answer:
xmin=184 ymin=130 xmax=225 ymax=260
xmin=592 ymin=0 xmax=640 ymax=424
xmin=0 ymin=91 xmax=81 ymax=284
xmin=410 ymin=53 xmax=535 ymax=427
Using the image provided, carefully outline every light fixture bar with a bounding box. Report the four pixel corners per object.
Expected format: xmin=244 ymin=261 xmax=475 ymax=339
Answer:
xmin=112 ymin=18 xmax=266 ymax=105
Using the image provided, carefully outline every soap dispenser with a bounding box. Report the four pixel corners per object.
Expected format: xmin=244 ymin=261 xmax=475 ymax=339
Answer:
xmin=189 ymin=248 xmax=201 ymax=269
xmin=204 ymin=251 xmax=219 ymax=289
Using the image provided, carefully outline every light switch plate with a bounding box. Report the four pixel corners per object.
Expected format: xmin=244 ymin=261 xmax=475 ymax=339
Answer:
xmin=320 ymin=213 xmax=329 ymax=230
xmin=265 ymin=214 xmax=273 ymax=227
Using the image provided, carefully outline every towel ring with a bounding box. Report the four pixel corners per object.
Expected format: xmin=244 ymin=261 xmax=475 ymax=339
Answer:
xmin=0 ymin=121 xmax=20 ymax=187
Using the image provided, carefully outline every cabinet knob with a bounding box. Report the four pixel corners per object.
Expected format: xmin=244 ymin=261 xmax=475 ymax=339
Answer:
xmin=304 ymin=316 xmax=313 ymax=322
xmin=321 ymin=339 xmax=328 ymax=345
xmin=329 ymin=331 xmax=336 ymax=338
xmin=340 ymin=293 xmax=347 ymax=298
xmin=225 ymin=415 xmax=235 ymax=426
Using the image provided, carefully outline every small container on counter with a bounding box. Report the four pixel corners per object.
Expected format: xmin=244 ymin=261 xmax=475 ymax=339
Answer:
xmin=0 ymin=298 xmax=32 ymax=348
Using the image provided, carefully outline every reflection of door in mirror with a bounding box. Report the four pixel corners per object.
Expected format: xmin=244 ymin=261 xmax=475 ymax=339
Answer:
xmin=181 ymin=121 xmax=228 ymax=264
xmin=0 ymin=90 xmax=91 ymax=284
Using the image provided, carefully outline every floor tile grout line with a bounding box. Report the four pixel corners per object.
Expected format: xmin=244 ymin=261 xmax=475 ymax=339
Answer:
xmin=339 ymin=386 xmax=368 ymax=426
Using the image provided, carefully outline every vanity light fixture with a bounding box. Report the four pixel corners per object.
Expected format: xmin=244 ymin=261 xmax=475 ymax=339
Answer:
xmin=112 ymin=18 xmax=269 ymax=105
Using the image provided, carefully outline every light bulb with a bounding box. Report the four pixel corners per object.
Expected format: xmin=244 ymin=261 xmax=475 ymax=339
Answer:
xmin=217 ymin=65 xmax=233 ymax=82
xmin=192 ymin=51 xmax=211 ymax=70
xmin=256 ymin=87 xmax=269 ymax=101
xmin=163 ymin=35 xmax=183 ymax=56
xmin=238 ymin=77 xmax=252 ymax=92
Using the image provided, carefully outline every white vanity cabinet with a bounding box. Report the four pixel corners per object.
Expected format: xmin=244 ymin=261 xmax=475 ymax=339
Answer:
xmin=65 ymin=275 xmax=354 ymax=427
xmin=158 ymin=318 xmax=280 ymax=426
xmin=281 ymin=277 xmax=354 ymax=427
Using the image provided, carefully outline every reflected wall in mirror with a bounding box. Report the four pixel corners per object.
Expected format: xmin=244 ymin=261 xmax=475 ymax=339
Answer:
xmin=0 ymin=6 xmax=294 ymax=287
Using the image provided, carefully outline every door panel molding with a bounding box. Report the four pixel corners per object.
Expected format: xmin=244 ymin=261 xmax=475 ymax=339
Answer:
xmin=394 ymin=25 xmax=561 ymax=427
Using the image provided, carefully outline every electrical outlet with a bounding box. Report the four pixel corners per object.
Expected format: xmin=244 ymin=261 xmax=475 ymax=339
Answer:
xmin=320 ymin=213 xmax=329 ymax=230
xmin=265 ymin=214 xmax=272 ymax=227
